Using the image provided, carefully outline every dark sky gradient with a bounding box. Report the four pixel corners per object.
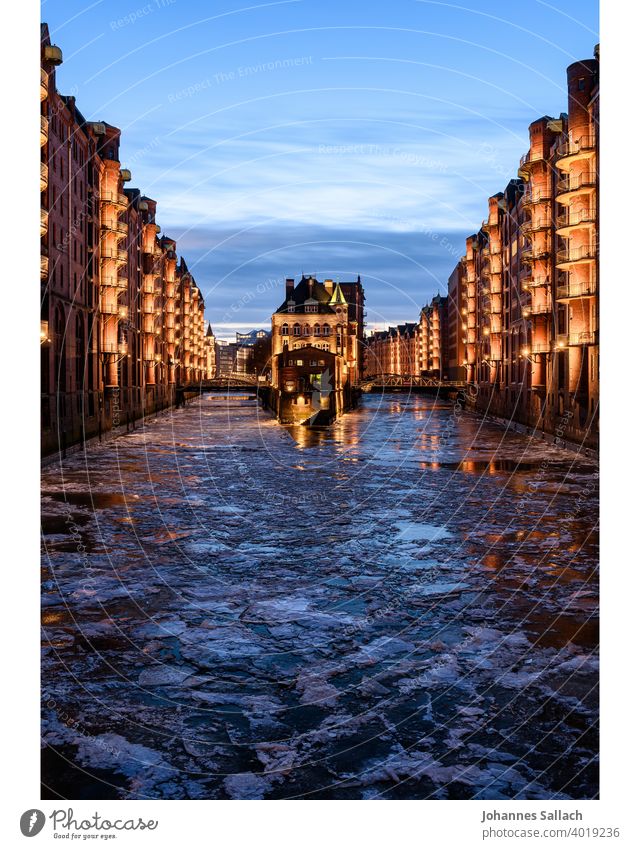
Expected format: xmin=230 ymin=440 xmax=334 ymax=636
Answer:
xmin=45 ymin=0 xmax=599 ymax=337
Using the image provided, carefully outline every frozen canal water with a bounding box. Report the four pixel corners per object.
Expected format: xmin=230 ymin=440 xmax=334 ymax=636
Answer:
xmin=41 ymin=393 xmax=598 ymax=800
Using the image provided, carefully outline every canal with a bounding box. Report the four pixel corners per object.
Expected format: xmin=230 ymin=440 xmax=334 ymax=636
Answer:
xmin=41 ymin=393 xmax=598 ymax=800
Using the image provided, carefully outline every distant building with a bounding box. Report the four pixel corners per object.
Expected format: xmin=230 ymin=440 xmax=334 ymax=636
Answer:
xmin=269 ymin=275 xmax=365 ymax=423
xmin=446 ymin=265 xmax=466 ymax=382
xmin=215 ymin=340 xmax=237 ymax=376
xmin=204 ymin=324 xmax=217 ymax=379
xmin=236 ymin=328 xmax=268 ymax=346
xmin=214 ymin=329 xmax=272 ymax=377
xmin=364 ymin=294 xmax=448 ymax=380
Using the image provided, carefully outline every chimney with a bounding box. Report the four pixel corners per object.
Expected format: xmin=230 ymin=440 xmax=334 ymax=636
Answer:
xmin=285 ymin=277 xmax=295 ymax=299
xmin=324 ymin=278 xmax=334 ymax=295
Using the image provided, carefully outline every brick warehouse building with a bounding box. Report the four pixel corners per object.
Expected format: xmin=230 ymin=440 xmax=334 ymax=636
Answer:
xmin=363 ymin=46 xmax=598 ymax=449
xmin=40 ymin=24 xmax=207 ymax=456
xmin=364 ymin=293 xmax=449 ymax=382
xmin=452 ymin=46 xmax=599 ymax=447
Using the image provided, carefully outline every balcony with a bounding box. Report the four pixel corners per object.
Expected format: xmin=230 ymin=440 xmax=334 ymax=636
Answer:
xmin=40 ymin=208 xmax=48 ymax=237
xmin=521 ymin=246 xmax=551 ymax=264
xmin=101 ymin=247 xmax=128 ymax=264
xmin=556 ymin=172 xmax=596 ymax=203
xmin=101 ymin=342 xmax=125 ymax=355
xmin=40 ymin=254 xmax=49 ymax=279
xmin=40 ymin=161 xmax=48 ymax=192
xmin=527 ymin=301 xmax=553 ymax=315
xmin=556 ymin=208 xmax=596 ymax=233
xmin=531 ymin=342 xmax=551 ymax=353
xmin=100 ymin=274 xmax=128 ymax=290
xmin=100 ymin=191 xmax=129 ymax=208
xmin=555 ymin=135 xmax=596 ymax=169
xmin=40 ymin=114 xmax=48 ymax=145
xmin=521 ymin=187 xmax=551 ymax=207
xmin=519 ymin=148 xmax=546 ymax=171
xmin=555 ymin=331 xmax=597 ymax=348
xmin=44 ymin=44 xmax=63 ymax=65
xmin=40 ymin=68 xmax=48 ymax=101
xmin=556 ymin=244 xmax=597 ymax=266
xmin=527 ymin=276 xmax=552 ymax=288
xmin=101 ymin=218 xmax=128 ymax=235
xmin=40 ymin=320 xmax=50 ymax=344
xmin=557 ymin=280 xmax=597 ymax=299
xmin=520 ymin=217 xmax=551 ymax=235
xmin=99 ymin=301 xmax=121 ymax=316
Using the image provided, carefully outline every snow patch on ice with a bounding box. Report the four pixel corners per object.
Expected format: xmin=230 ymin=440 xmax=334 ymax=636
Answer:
xmin=395 ymin=521 xmax=452 ymax=542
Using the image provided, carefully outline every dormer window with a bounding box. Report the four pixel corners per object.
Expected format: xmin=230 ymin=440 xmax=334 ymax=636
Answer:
xmin=305 ymin=304 xmax=318 ymax=313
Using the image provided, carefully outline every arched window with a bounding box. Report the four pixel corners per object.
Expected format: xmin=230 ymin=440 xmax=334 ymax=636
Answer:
xmin=303 ymin=324 xmax=311 ymax=336
xmin=54 ymin=305 xmax=67 ymax=412
xmin=293 ymin=323 xmax=301 ymax=336
xmin=322 ymin=323 xmax=331 ymax=336
xmin=75 ymin=313 xmax=85 ymax=389
xmin=281 ymin=323 xmax=289 ymax=336
xmin=314 ymin=323 xmax=320 ymax=336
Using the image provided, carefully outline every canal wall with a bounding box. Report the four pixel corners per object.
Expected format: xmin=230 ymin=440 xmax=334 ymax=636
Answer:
xmin=466 ymin=384 xmax=598 ymax=454
xmin=41 ymin=388 xmax=201 ymax=461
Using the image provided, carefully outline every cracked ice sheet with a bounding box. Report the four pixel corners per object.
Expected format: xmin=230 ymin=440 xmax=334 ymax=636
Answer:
xmin=41 ymin=393 xmax=598 ymax=800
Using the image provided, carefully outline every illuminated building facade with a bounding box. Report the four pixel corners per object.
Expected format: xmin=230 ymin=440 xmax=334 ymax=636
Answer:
xmin=40 ymin=24 xmax=208 ymax=456
xmin=364 ymin=294 xmax=449 ymax=381
xmin=270 ymin=275 xmax=365 ymax=422
xmin=452 ymin=46 xmax=598 ymax=447
xmin=364 ymin=47 xmax=598 ymax=448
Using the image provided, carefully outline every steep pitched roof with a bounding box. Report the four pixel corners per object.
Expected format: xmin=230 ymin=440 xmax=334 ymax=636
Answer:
xmin=275 ymin=275 xmax=335 ymax=314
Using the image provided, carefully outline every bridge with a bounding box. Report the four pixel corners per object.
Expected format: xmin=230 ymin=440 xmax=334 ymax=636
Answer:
xmin=180 ymin=373 xmax=261 ymax=392
xmin=356 ymin=374 xmax=467 ymax=392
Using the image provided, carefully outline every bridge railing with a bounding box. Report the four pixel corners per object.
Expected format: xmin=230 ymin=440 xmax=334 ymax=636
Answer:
xmin=181 ymin=374 xmax=262 ymax=390
xmin=357 ymin=374 xmax=467 ymax=388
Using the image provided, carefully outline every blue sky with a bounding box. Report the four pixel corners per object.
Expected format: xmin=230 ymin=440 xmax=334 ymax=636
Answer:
xmin=43 ymin=0 xmax=599 ymax=338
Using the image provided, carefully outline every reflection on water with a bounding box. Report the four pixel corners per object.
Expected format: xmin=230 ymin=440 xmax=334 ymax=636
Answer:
xmin=43 ymin=491 xmax=130 ymax=509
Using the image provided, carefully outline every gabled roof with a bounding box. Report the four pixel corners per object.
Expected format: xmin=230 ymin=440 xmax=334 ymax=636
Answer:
xmin=275 ymin=275 xmax=335 ymax=314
